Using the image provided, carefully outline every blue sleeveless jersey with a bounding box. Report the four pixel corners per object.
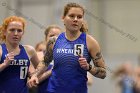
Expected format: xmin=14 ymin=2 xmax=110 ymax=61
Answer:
xmin=47 ymin=32 xmax=91 ymax=93
xmin=0 ymin=43 xmax=30 ymax=93
xmin=37 ymin=63 xmax=53 ymax=93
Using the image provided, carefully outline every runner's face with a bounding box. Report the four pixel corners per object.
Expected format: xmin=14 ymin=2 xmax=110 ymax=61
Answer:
xmin=46 ymin=28 xmax=61 ymax=42
xmin=62 ymin=7 xmax=84 ymax=32
xmin=5 ymin=21 xmax=24 ymax=44
xmin=48 ymin=28 xmax=61 ymax=38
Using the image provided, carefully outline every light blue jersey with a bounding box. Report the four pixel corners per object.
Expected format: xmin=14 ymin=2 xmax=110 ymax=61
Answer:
xmin=122 ymin=76 xmax=134 ymax=93
xmin=0 ymin=43 xmax=30 ymax=93
xmin=47 ymin=32 xmax=91 ymax=93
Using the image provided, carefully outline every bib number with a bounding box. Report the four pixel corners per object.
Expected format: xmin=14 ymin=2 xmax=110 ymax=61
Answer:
xmin=20 ymin=66 xmax=28 ymax=79
xmin=74 ymin=44 xmax=84 ymax=56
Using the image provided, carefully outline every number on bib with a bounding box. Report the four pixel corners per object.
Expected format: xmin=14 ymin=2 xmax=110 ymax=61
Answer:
xmin=20 ymin=66 xmax=28 ymax=79
xmin=74 ymin=44 xmax=84 ymax=56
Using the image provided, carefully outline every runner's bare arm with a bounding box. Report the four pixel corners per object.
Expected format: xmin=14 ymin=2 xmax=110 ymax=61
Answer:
xmin=44 ymin=36 xmax=57 ymax=66
xmin=33 ymin=36 xmax=57 ymax=77
xmin=87 ymin=35 xmax=106 ymax=79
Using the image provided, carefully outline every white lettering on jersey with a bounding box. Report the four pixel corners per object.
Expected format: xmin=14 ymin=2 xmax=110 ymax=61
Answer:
xmin=10 ymin=59 xmax=28 ymax=66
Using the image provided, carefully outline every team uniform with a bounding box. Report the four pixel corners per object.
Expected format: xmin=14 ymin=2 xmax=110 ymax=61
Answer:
xmin=0 ymin=43 xmax=30 ymax=93
xmin=121 ymin=76 xmax=134 ymax=93
xmin=37 ymin=62 xmax=54 ymax=93
xmin=47 ymin=32 xmax=92 ymax=93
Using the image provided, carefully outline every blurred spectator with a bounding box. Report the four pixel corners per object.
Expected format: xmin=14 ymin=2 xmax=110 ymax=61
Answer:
xmin=35 ymin=41 xmax=46 ymax=62
xmin=133 ymin=67 xmax=140 ymax=93
xmin=112 ymin=62 xmax=134 ymax=93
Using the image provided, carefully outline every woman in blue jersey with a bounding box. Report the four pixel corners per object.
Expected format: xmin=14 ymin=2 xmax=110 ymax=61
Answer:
xmin=28 ymin=2 xmax=106 ymax=93
xmin=28 ymin=25 xmax=62 ymax=93
xmin=0 ymin=16 xmax=39 ymax=93
xmin=46 ymin=3 xmax=107 ymax=93
xmin=37 ymin=25 xmax=62 ymax=93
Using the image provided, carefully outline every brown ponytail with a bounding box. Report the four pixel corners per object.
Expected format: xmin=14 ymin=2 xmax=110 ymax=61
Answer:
xmin=80 ymin=21 xmax=88 ymax=33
